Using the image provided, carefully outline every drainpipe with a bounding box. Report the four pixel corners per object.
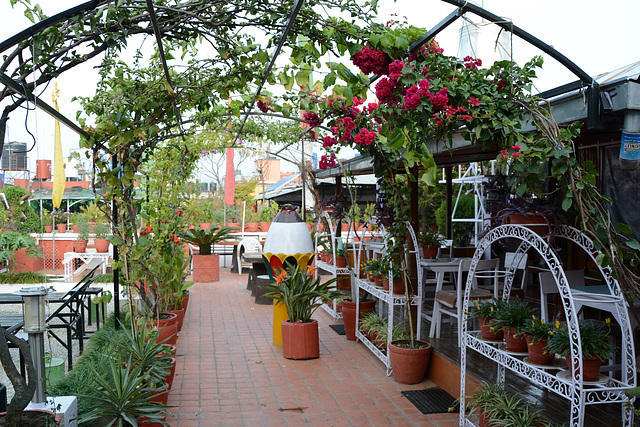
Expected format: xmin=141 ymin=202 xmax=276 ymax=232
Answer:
xmin=620 ymin=110 xmax=640 ymax=171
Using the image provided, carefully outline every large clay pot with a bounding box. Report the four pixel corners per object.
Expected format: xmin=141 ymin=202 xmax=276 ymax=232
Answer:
xmin=341 ymin=300 xmax=376 ymax=341
xmin=479 ymin=317 xmax=503 ymax=341
xmin=503 ymin=327 xmax=528 ymax=353
xmin=150 ymin=387 xmax=170 ymax=406
xmin=383 ymin=278 xmax=405 ymax=295
xmin=388 ymin=339 xmax=432 ymax=384
xmin=245 ymin=222 xmax=260 ymax=232
xmin=260 ymin=221 xmax=271 ymax=232
xmin=227 ymin=222 xmax=240 ymax=232
xmin=181 ymin=293 xmax=190 ymax=311
xmin=0 ymin=410 xmax=61 ymax=426
xmin=170 ymin=308 xmax=185 ymax=331
xmin=74 ymin=239 xmax=88 ymax=253
xmin=192 ymin=253 xmax=220 ymax=282
xmin=163 ymin=357 xmax=177 ymax=389
xmin=335 ymin=256 xmax=348 ymax=268
xmin=565 ymin=354 xmax=603 ymax=381
xmin=503 ymin=212 xmax=552 ymax=234
xmin=199 ymin=222 xmax=211 ymax=230
xmin=421 ymin=245 xmax=439 ymax=259
xmin=94 ymin=238 xmax=110 ymax=253
xmin=526 ymin=336 xmax=555 ymax=365
xmin=281 ymin=319 xmax=319 ymax=360
xmin=141 ymin=313 xmax=179 ymax=346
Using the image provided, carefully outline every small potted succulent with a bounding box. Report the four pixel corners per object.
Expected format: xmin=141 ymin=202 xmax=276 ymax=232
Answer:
xmin=490 ymin=300 xmax=532 ymax=353
xmin=523 ymin=315 xmax=559 ymax=365
xmin=546 ymin=320 xmax=617 ymax=381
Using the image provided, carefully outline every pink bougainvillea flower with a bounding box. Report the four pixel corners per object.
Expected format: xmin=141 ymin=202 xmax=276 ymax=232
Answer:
xmin=353 ymin=128 xmax=377 ymax=146
xmin=375 ymin=76 xmax=396 ymax=103
xmin=176 ymin=209 xmax=183 ymax=216
xmin=388 ymin=59 xmax=405 ymax=78
xmin=352 ymin=46 xmax=391 ymax=75
xmin=322 ymin=135 xmax=337 ymax=148
xmin=428 ymin=87 xmax=449 ymax=111
xmin=367 ymin=102 xmax=379 ymax=113
xmin=511 ymin=145 xmax=522 ymax=150
xmin=303 ymin=111 xmax=322 ymax=128
xmin=200 ymin=150 xmax=207 ymax=156
xmin=468 ymin=98 xmax=480 ymax=106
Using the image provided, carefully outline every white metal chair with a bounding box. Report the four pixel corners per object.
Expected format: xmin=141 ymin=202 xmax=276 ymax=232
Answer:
xmin=237 ymin=238 xmax=262 ymax=275
xmin=430 ymin=258 xmax=499 ymax=346
xmin=539 ymin=270 xmax=585 ymax=322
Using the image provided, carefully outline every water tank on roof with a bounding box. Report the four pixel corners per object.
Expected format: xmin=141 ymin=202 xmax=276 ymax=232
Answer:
xmin=1 ymin=142 xmax=27 ymax=170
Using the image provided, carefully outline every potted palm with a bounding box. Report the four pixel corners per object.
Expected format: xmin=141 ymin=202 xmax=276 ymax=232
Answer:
xmin=546 ymin=320 xmax=617 ymax=381
xmin=180 ymin=224 xmax=234 ymax=282
xmin=262 ymin=263 xmax=343 ymax=359
xmin=490 ymin=300 xmax=532 ymax=353
xmin=93 ymin=222 xmax=111 ymax=253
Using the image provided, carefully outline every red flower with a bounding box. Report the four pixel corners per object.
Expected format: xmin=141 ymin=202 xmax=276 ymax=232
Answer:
xmin=303 ymin=111 xmax=322 ymax=128
xmin=375 ymin=76 xmax=397 ymax=103
xmin=468 ymin=98 xmax=480 ymax=106
xmin=388 ymin=60 xmax=405 ymax=78
xmin=366 ymin=102 xmax=379 ymax=113
xmin=463 ymin=56 xmax=483 ymax=69
xmin=428 ymin=87 xmax=449 ymax=111
xmin=145 ymin=225 xmax=152 ymax=232
xmin=176 ymin=209 xmax=183 ymax=216
xmin=322 ymin=135 xmax=337 ymax=148
xmin=353 ymin=128 xmax=377 ymax=146
xmin=511 ymin=145 xmax=522 ymax=150
xmin=496 ymin=79 xmax=507 ymax=91
xmin=352 ymin=46 xmax=391 ymax=75
xmin=140 ymin=230 xmax=148 ymax=236
xmin=460 ymin=115 xmax=474 ymax=121
xmin=403 ymin=85 xmax=422 ymax=110
xmin=257 ymin=100 xmax=271 ymax=113
xmin=352 ymin=96 xmax=365 ymax=106
xmin=319 ymin=153 xmax=337 ymax=170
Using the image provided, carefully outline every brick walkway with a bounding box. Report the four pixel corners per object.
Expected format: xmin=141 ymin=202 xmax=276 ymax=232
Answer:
xmin=167 ymin=270 xmax=459 ymax=426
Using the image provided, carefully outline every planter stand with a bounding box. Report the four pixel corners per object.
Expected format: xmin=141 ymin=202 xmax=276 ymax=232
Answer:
xmin=26 ymin=396 xmax=76 ymax=427
xmin=459 ymin=225 xmax=636 ymax=427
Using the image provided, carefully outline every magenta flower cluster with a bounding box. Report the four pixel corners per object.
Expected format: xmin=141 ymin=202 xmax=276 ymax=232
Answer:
xmin=319 ymin=153 xmax=337 ymax=169
xmin=352 ymin=46 xmax=391 ymax=76
xmin=303 ymin=111 xmax=322 ymax=128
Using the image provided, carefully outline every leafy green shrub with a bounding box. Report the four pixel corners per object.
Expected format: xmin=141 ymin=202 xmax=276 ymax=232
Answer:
xmin=1 ymin=186 xmax=41 ymax=232
xmin=0 ymin=271 xmax=47 ymax=284
xmin=435 ymin=193 xmax=476 ymax=246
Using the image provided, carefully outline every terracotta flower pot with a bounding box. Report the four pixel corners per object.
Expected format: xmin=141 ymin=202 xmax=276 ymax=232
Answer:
xmin=281 ymin=319 xmax=320 ymax=360
xmin=479 ymin=317 xmax=503 ymax=341
xmin=94 ymin=238 xmax=110 ymax=253
xmin=72 ymin=224 xmax=79 ymax=233
xmin=565 ymin=354 xmax=603 ymax=381
xmin=192 ymin=253 xmax=220 ymax=282
xmin=260 ymin=221 xmax=271 ymax=232
xmin=341 ymin=300 xmax=376 ymax=341
xmin=503 ymin=327 xmax=528 ymax=353
xmin=138 ymin=313 xmax=179 ymax=346
xmin=56 ymin=223 xmax=67 ymax=233
xmin=503 ymin=212 xmax=552 ymax=234
xmin=388 ymin=339 xmax=432 ymax=384
xmin=74 ymin=240 xmax=88 ymax=253
xmin=150 ymin=387 xmax=170 ymax=406
xmin=373 ymin=275 xmax=383 ymax=287
xmin=421 ymin=245 xmax=439 ymax=259
xmin=391 ymin=278 xmax=405 ymax=295
xmin=163 ymin=357 xmax=177 ymax=389
xmin=335 ymin=256 xmax=347 ymax=268
xmin=199 ymin=222 xmax=211 ymax=230
xmin=526 ymin=336 xmax=555 ymax=365
xmin=181 ymin=294 xmax=190 ymax=311
xmin=245 ymin=222 xmax=260 ymax=232
xmin=44 ymin=225 xmax=53 ymax=233
xmin=170 ymin=308 xmax=185 ymax=331
xmin=227 ymin=222 xmax=240 ymax=232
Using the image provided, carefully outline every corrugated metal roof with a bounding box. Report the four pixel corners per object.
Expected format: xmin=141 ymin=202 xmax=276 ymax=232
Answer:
xmin=263 ymin=174 xmax=299 ymax=193
xmin=593 ymin=60 xmax=640 ymax=86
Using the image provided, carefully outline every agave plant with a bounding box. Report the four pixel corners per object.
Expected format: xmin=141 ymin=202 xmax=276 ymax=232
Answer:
xmin=180 ymin=224 xmax=235 ymax=254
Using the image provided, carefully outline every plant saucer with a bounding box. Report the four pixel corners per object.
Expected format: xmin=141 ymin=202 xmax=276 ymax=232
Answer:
xmin=523 ymin=356 xmax=567 ymax=369
xmin=557 ymin=370 xmax=609 ymax=385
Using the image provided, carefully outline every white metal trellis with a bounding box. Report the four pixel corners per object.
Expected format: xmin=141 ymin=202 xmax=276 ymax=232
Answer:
xmin=458 ymin=224 xmax=636 ymax=426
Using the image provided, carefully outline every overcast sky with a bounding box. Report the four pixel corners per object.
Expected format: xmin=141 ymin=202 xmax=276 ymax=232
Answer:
xmin=0 ymin=0 xmax=638 ymax=179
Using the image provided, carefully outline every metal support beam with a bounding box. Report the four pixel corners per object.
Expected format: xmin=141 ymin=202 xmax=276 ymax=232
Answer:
xmin=0 ymin=0 xmax=100 ymax=54
xmin=0 ymin=72 xmax=91 ymax=139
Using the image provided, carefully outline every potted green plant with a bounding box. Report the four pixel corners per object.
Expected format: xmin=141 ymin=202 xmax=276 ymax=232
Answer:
xmin=244 ymin=208 xmax=260 ymax=232
xmin=262 ymin=263 xmax=343 ymax=359
xmin=523 ymin=315 xmax=559 ymax=365
xmin=51 ymin=209 xmax=70 ymax=233
xmin=463 ymin=381 xmax=552 ymax=427
xmin=41 ymin=210 xmax=53 ymax=233
xmin=74 ymin=215 xmax=91 ymax=253
xmin=180 ymin=224 xmax=234 ymax=282
xmin=93 ymin=222 xmax=111 ymax=253
xmin=468 ymin=298 xmax=505 ymax=341
xmin=546 ymin=320 xmax=617 ymax=381
xmin=259 ymin=200 xmax=279 ymax=232
xmin=380 ymin=260 xmax=405 ymax=295
xmin=490 ymin=300 xmax=531 ymax=353
xmin=363 ymin=258 xmax=383 ymax=286
xmin=0 ymin=231 xmax=43 ymax=272
xmin=418 ymin=229 xmax=443 ymax=259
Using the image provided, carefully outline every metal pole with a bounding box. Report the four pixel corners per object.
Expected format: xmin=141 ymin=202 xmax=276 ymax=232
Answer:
xmin=301 ymin=138 xmax=305 ymax=221
xmin=28 ymin=333 xmax=45 ymax=403
xmin=112 ymin=155 xmax=120 ymax=329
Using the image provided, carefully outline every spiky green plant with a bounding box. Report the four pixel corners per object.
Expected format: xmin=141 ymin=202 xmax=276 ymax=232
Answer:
xmin=180 ymin=224 xmax=234 ymax=254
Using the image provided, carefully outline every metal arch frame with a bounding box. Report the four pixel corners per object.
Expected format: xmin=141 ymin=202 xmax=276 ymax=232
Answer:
xmin=459 ymin=224 xmax=636 ymax=427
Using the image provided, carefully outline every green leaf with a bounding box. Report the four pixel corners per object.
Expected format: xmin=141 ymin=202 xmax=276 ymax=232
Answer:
xmin=617 ymin=222 xmax=633 ymax=235
xmin=625 ymin=239 xmax=640 ymax=251
xmin=561 ymin=195 xmax=572 ymax=211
